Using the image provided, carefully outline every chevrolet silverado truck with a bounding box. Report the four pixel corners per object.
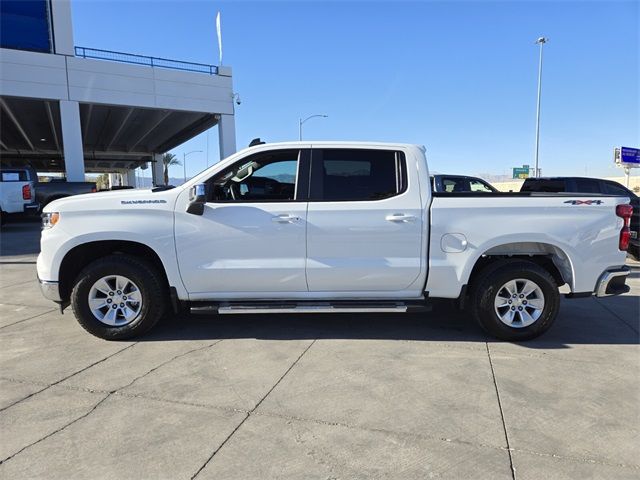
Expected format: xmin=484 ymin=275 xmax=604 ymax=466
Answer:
xmin=0 ymin=167 xmax=39 ymax=225
xmin=37 ymin=142 xmax=633 ymax=341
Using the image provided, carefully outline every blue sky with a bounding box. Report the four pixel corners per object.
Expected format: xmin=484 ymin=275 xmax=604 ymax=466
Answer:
xmin=72 ymin=0 xmax=639 ymax=180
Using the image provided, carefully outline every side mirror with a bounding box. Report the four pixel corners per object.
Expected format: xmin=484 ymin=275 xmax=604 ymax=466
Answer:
xmin=187 ymin=183 xmax=207 ymax=215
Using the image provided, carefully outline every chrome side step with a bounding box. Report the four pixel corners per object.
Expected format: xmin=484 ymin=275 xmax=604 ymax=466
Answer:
xmin=218 ymin=305 xmax=408 ymax=315
xmin=190 ymin=301 xmax=427 ymax=315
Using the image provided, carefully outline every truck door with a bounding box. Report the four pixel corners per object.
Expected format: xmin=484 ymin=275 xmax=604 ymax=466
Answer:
xmin=175 ymin=148 xmax=310 ymax=296
xmin=305 ymin=147 xmax=424 ymax=292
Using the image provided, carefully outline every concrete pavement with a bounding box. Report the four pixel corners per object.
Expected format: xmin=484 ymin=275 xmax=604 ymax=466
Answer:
xmin=1 ymin=220 xmax=638 ymax=479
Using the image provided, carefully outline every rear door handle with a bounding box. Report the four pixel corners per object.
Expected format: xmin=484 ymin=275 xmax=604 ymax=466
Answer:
xmin=385 ymin=213 xmax=416 ymax=223
xmin=272 ymin=214 xmax=300 ymax=223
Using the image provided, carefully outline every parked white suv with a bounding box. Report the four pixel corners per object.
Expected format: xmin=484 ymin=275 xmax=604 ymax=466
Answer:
xmin=37 ymin=142 xmax=632 ymax=341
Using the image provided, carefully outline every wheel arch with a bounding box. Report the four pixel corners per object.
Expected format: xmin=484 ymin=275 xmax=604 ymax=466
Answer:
xmin=465 ymin=241 xmax=575 ymax=293
xmin=58 ymin=240 xmax=170 ymax=302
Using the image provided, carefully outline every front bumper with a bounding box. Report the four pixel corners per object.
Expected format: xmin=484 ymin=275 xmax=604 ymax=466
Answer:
xmin=39 ymin=279 xmax=62 ymax=302
xmin=595 ymin=267 xmax=630 ymax=297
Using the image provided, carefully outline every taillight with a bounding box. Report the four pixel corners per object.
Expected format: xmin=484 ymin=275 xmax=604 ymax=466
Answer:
xmin=616 ymin=204 xmax=633 ymax=251
xmin=91 ymin=186 xmax=97 ymax=193
xmin=22 ymin=184 xmax=31 ymax=200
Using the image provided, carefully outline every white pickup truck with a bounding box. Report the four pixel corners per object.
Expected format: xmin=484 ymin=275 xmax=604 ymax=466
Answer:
xmin=0 ymin=167 xmax=39 ymax=225
xmin=37 ymin=142 xmax=633 ymax=341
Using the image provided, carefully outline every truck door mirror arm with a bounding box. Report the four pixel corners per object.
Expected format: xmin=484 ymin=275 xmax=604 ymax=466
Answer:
xmin=186 ymin=184 xmax=208 ymax=215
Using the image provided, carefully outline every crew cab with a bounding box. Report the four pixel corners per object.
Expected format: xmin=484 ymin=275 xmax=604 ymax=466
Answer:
xmin=37 ymin=142 xmax=633 ymax=341
xmin=0 ymin=167 xmax=39 ymax=225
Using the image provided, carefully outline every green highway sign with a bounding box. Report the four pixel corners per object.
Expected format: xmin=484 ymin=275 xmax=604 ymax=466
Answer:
xmin=512 ymin=166 xmax=530 ymax=179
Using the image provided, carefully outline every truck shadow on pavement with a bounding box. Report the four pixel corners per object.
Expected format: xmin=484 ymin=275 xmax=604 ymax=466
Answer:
xmin=142 ymin=295 xmax=639 ymax=349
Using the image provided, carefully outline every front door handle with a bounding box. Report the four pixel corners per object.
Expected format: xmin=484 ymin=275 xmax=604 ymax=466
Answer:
xmin=272 ymin=214 xmax=300 ymax=223
xmin=385 ymin=213 xmax=416 ymax=223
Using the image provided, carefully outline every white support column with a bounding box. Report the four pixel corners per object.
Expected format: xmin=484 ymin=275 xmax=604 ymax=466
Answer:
xmin=60 ymin=100 xmax=85 ymax=182
xmin=152 ymin=153 xmax=165 ymax=186
xmin=108 ymin=173 xmax=121 ymax=189
xmin=218 ymin=114 xmax=236 ymax=161
xmin=49 ymin=0 xmax=75 ymax=55
xmin=125 ymin=169 xmax=137 ymax=187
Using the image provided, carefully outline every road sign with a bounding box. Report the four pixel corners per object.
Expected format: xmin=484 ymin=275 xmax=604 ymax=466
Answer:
xmin=619 ymin=146 xmax=640 ymax=167
xmin=512 ymin=166 xmax=530 ymax=179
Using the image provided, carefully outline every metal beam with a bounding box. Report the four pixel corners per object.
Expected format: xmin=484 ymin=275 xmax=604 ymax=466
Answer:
xmin=0 ymin=97 xmax=35 ymax=151
xmin=128 ymin=110 xmax=172 ymax=152
xmin=44 ymin=101 xmax=61 ymax=152
xmin=0 ymin=140 xmax=8 ymax=150
xmin=106 ymin=107 xmax=134 ymax=150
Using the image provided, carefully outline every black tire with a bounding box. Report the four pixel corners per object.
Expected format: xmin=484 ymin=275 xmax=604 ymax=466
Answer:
xmin=70 ymin=254 xmax=167 ymax=340
xmin=469 ymin=259 xmax=560 ymax=341
xmin=628 ymin=245 xmax=640 ymax=262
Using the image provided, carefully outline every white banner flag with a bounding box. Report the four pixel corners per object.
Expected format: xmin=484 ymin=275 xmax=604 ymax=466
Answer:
xmin=216 ymin=11 xmax=222 ymax=66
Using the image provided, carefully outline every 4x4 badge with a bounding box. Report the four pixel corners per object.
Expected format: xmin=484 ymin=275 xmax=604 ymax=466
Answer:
xmin=564 ymin=200 xmax=604 ymax=205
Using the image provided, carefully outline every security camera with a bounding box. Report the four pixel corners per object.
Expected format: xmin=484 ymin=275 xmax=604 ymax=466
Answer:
xmin=232 ymin=93 xmax=241 ymax=105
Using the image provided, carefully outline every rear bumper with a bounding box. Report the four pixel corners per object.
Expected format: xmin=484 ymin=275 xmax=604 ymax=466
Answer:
xmin=39 ymin=279 xmax=62 ymax=302
xmin=23 ymin=202 xmax=40 ymax=214
xmin=595 ymin=266 xmax=630 ymax=297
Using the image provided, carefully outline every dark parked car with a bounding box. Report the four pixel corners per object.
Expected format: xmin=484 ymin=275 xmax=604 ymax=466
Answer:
xmin=521 ymin=177 xmax=639 ymax=259
xmin=12 ymin=166 xmax=97 ymax=211
xmin=431 ymin=174 xmax=498 ymax=193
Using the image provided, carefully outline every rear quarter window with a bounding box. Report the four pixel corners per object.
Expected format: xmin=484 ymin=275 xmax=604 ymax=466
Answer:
xmin=0 ymin=170 xmax=28 ymax=182
xmin=521 ymin=179 xmax=566 ymax=192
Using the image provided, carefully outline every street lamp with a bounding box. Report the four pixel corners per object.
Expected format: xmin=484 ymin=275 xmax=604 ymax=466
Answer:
xmin=183 ymin=150 xmax=203 ymax=183
xmin=299 ymin=114 xmax=328 ymax=140
xmin=533 ymin=37 xmax=548 ymax=178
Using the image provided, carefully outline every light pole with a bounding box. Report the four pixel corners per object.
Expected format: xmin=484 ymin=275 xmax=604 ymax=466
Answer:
xmin=533 ymin=37 xmax=547 ymax=178
xmin=299 ymin=114 xmax=328 ymax=140
xmin=183 ymin=150 xmax=203 ymax=183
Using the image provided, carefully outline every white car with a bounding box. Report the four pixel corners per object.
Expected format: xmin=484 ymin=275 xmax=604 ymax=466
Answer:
xmin=37 ymin=142 xmax=633 ymax=341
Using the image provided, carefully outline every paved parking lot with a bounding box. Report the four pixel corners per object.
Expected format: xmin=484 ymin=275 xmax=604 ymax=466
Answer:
xmin=1 ymin=219 xmax=638 ymax=479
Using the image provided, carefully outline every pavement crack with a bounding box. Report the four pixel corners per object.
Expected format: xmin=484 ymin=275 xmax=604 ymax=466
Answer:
xmin=0 ymin=308 xmax=57 ymax=330
xmin=0 ymin=342 xmax=137 ymax=413
xmin=119 ymin=340 xmax=224 ymax=391
xmin=0 ymin=393 xmax=111 ymax=465
xmin=592 ymin=297 xmax=639 ymax=334
xmin=190 ymin=339 xmax=317 ymax=479
xmin=486 ymin=342 xmax=517 ymax=480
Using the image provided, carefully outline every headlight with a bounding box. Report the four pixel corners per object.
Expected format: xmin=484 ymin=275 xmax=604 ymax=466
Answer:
xmin=42 ymin=212 xmax=60 ymax=229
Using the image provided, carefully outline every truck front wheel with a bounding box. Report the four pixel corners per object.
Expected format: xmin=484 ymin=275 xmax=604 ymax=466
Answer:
xmin=470 ymin=260 xmax=560 ymax=341
xmin=70 ymin=254 xmax=167 ymax=340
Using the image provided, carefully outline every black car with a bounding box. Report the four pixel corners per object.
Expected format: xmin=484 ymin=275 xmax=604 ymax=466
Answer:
xmin=521 ymin=176 xmax=639 ymax=259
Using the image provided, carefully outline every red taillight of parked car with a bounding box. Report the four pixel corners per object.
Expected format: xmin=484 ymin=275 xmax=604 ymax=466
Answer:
xmin=22 ymin=184 xmax=32 ymax=200
xmin=616 ymin=204 xmax=633 ymax=251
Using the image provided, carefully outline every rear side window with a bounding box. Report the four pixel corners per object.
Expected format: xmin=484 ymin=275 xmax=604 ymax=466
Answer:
xmin=0 ymin=170 xmax=28 ymax=182
xmin=521 ymin=179 xmax=566 ymax=192
xmin=603 ymin=181 xmax=634 ymax=197
xmin=310 ymin=149 xmax=406 ymax=201
xmin=573 ymin=179 xmax=601 ymax=193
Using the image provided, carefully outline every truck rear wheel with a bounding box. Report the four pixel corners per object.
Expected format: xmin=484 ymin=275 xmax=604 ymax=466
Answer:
xmin=70 ymin=254 xmax=166 ymax=340
xmin=470 ymin=260 xmax=560 ymax=341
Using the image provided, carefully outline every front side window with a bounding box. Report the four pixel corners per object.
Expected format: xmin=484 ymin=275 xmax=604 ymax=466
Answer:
xmin=207 ymin=150 xmax=300 ymax=202
xmin=442 ymin=177 xmax=469 ymax=193
xmin=470 ymin=179 xmax=495 ymax=192
xmin=310 ymin=149 xmax=406 ymax=201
